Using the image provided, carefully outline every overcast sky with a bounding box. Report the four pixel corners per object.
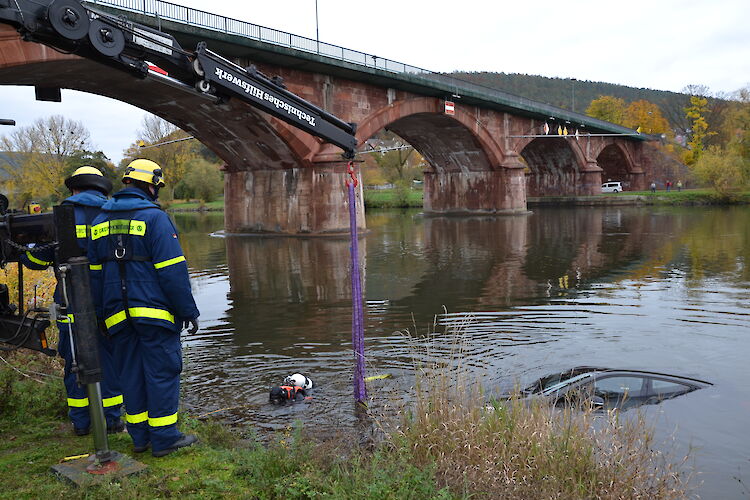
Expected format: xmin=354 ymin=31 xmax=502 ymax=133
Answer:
xmin=1 ymin=0 xmax=748 ymax=162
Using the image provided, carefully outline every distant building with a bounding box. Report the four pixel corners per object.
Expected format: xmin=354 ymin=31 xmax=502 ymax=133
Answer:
xmin=673 ymin=134 xmax=687 ymax=147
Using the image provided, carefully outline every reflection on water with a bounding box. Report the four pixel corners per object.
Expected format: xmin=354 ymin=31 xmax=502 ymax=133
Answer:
xmin=174 ymin=207 xmax=750 ymax=498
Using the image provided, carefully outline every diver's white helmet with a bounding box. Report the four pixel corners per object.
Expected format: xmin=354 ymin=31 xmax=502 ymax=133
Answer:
xmin=284 ymin=373 xmax=313 ymax=389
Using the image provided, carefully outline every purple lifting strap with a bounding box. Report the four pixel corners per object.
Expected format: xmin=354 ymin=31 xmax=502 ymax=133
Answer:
xmin=347 ymin=164 xmax=367 ymax=403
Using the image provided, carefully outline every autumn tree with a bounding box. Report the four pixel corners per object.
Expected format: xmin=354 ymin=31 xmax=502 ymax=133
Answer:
xmin=0 ymin=115 xmax=92 ymax=206
xmin=585 ymin=96 xmax=626 ymax=125
xmin=122 ymin=115 xmax=194 ymax=199
xmin=67 ymin=149 xmax=119 ymax=186
xmin=663 ymin=85 xmax=730 ymax=149
xmin=174 ymin=157 xmax=224 ymax=202
xmin=723 ymin=88 xmax=750 ymax=160
xmin=366 ymin=131 xmax=424 ymax=184
xmin=623 ymin=100 xmax=671 ymax=136
xmin=683 ymin=95 xmax=714 ymax=165
xmin=691 ymin=145 xmax=746 ymax=196
xmin=687 ymin=87 xmax=750 ymax=194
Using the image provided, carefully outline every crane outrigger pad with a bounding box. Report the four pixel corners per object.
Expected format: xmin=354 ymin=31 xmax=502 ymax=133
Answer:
xmin=51 ymin=451 xmax=147 ymax=486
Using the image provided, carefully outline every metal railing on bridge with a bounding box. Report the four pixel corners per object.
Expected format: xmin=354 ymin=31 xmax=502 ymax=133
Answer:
xmin=84 ymin=0 xmax=645 ymax=136
xmin=87 ymin=0 xmax=435 ymax=75
xmin=83 ymin=1 xmax=535 ymax=107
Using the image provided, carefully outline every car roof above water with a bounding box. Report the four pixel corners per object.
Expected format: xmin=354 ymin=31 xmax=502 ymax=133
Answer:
xmin=532 ymin=366 xmax=712 ymax=395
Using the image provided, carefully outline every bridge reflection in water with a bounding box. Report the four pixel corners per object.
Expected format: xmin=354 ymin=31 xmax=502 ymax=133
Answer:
xmin=176 ymin=207 xmax=749 ymax=498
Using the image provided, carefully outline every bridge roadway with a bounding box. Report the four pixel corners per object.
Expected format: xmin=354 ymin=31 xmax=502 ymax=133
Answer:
xmin=0 ymin=0 xmax=656 ymax=234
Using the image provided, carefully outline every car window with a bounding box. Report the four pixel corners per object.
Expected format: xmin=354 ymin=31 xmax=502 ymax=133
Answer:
xmin=594 ymin=376 xmax=645 ymax=397
xmin=541 ymin=373 xmax=593 ymax=395
xmin=649 ymin=379 xmax=693 ymax=397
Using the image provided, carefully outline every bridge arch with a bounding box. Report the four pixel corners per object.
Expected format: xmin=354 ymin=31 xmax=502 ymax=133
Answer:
xmin=352 ymin=97 xmax=525 ymax=214
xmin=596 ymin=142 xmax=637 ymax=187
xmin=520 ymin=137 xmax=591 ymax=196
xmin=355 ymin=97 xmax=504 ymax=172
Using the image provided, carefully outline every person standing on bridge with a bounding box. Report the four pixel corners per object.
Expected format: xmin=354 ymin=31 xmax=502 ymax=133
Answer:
xmin=88 ymin=159 xmax=200 ymax=457
xmin=22 ymin=166 xmax=124 ymax=436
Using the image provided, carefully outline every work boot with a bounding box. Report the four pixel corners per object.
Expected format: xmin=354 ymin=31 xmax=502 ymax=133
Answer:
xmin=73 ymin=426 xmax=90 ymax=436
xmin=152 ymin=434 xmax=198 ymax=458
xmin=107 ymin=420 xmax=126 ymax=434
xmin=133 ymin=442 xmax=150 ymax=453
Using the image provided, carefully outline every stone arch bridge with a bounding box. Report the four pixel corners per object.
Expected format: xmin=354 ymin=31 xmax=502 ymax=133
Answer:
xmin=0 ymin=1 xmax=654 ymax=233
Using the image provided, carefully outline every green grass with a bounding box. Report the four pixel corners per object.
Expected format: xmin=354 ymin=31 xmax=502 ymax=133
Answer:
xmin=611 ymin=188 xmax=750 ymax=205
xmin=363 ymin=189 xmax=423 ymax=208
xmin=167 ymin=197 xmax=225 ymax=211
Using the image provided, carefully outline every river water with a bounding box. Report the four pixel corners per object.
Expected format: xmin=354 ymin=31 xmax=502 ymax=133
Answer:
xmin=175 ymin=206 xmax=749 ymax=498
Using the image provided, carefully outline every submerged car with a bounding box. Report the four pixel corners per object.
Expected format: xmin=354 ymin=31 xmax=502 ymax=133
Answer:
xmin=510 ymin=367 xmax=712 ymax=411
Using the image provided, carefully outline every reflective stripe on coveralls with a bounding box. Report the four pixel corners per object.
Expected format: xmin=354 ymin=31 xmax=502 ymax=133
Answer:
xmin=126 ymin=411 xmax=148 ymax=424
xmin=58 ymin=314 xmax=75 ymax=323
xmin=25 ymin=251 xmax=51 ymax=267
xmin=126 ymin=411 xmax=178 ymax=426
xmin=104 ymin=307 xmax=175 ymax=329
xmin=90 ymin=220 xmax=146 ymax=240
xmin=153 ymin=255 xmax=185 ymax=269
xmin=67 ymin=394 xmax=124 ymax=408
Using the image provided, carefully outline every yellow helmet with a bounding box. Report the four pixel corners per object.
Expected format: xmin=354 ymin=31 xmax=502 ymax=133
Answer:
xmin=122 ymin=159 xmax=165 ymax=188
xmin=65 ymin=165 xmax=113 ymax=195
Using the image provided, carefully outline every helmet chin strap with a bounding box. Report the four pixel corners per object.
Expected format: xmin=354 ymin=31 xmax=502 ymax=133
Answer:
xmin=129 ymin=180 xmax=159 ymax=200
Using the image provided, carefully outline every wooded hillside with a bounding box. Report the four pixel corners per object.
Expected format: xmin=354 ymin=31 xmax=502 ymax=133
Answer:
xmin=449 ymin=72 xmax=702 ymax=132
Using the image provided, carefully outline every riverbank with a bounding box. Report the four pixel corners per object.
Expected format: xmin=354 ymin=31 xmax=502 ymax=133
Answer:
xmin=363 ymin=188 xmax=423 ymax=209
xmin=166 ymin=189 xmax=750 ymax=212
xmin=0 ymin=374 xmax=447 ymax=498
xmin=529 ymin=189 xmax=750 ymax=206
xmin=166 ymin=198 xmax=224 ymax=212
xmin=0 ymin=346 xmax=691 ymax=498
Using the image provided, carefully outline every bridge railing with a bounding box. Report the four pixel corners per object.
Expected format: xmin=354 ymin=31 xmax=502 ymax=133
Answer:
xmin=86 ymin=0 xmax=446 ymax=81
xmin=84 ymin=0 xmax=642 ymax=135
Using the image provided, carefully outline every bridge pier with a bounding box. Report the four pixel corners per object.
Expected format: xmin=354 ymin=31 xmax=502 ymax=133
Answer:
xmin=423 ymin=161 xmax=527 ymax=215
xmin=628 ymin=169 xmax=647 ymax=191
xmin=580 ymin=162 xmax=604 ymax=195
xmin=224 ymin=164 xmax=365 ymax=234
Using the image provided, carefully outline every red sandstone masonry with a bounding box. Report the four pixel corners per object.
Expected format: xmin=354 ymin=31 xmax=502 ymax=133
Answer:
xmin=0 ymin=27 xmax=646 ymax=232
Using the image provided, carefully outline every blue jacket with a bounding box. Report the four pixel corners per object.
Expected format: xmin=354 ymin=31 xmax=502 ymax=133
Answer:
xmin=87 ymin=187 xmax=199 ymax=335
xmin=22 ymin=190 xmax=107 ymax=309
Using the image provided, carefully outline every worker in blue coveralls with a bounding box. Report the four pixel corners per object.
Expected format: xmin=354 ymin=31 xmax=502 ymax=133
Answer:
xmin=22 ymin=166 xmax=124 ymax=436
xmin=88 ymin=159 xmax=200 ymax=457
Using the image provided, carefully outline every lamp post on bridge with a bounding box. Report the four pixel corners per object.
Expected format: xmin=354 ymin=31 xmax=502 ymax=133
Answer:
xmin=315 ymin=0 xmax=320 ymax=54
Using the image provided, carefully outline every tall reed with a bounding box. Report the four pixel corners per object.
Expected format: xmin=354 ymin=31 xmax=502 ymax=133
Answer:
xmin=379 ymin=329 xmax=692 ymax=499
